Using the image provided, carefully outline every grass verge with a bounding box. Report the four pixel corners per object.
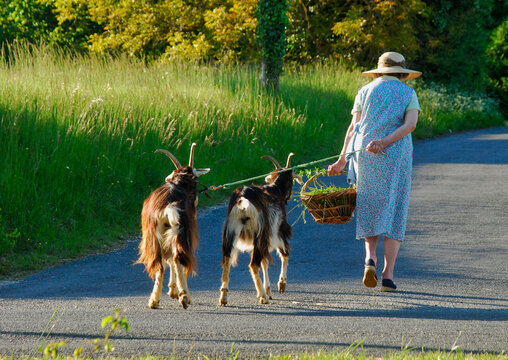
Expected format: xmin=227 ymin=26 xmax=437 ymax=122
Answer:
xmin=0 ymin=349 xmax=506 ymax=360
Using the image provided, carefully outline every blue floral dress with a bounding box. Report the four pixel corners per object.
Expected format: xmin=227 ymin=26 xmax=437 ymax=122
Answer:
xmin=347 ymin=77 xmax=420 ymax=241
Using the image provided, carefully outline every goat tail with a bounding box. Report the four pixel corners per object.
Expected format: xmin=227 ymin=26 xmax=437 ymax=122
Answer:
xmin=174 ymin=208 xmax=198 ymax=277
xmin=137 ymin=210 xmax=163 ymax=280
xmin=175 ymin=242 xmax=197 ymax=277
xmin=235 ymin=197 xmax=260 ymax=220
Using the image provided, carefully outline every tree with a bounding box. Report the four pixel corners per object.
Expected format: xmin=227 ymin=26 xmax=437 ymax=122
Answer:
xmin=256 ymin=0 xmax=290 ymax=91
xmin=419 ymin=0 xmax=498 ymax=87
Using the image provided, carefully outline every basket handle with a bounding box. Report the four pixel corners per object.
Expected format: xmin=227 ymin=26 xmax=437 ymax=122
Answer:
xmin=301 ymin=172 xmax=322 ymax=195
xmin=300 ymin=170 xmax=348 ymax=195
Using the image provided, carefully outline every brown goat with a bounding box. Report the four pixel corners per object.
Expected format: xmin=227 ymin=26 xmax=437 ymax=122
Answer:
xmin=136 ymin=143 xmax=209 ymax=309
xmin=219 ymin=153 xmax=303 ymax=305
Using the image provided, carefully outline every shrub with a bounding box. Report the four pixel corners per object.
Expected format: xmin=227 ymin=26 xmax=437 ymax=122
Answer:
xmin=414 ymin=81 xmax=505 ymax=138
xmin=485 ymin=18 xmax=508 ymax=115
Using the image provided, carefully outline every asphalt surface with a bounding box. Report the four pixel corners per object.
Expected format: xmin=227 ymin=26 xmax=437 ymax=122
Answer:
xmin=1 ymin=127 xmax=507 ymax=358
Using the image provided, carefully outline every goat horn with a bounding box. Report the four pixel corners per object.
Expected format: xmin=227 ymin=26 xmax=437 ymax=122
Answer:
xmin=261 ymin=155 xmax=282 ymax=170
xmin=286 ymin=153 xmax=295 ymax=168
xmin=188 ymin=142 xmax=197 ymax=167
xmin=155 ymin=149 xmax=182 ymax=170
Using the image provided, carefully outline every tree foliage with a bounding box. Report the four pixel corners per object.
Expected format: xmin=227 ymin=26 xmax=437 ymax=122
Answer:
xmin=486 ymin=17 xmax=508 ymax=114
xmin=420 ymin=0 xmax=499 ymax=87
xmin=285 ymin=0 xmax=345 ymax=62
xmin=84 ymin=0 xmax=258 ymax=62
xmin=0 ymin=0 xmax=100 ymax=51
xmin=331 ymin=0 xmax=427 ymax=67
xmin=0 ymin=0 xmax=56 ymax=44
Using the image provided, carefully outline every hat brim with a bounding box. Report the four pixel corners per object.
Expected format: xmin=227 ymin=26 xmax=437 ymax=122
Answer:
xmin=363 ymin=66 xmax=422 ymax=80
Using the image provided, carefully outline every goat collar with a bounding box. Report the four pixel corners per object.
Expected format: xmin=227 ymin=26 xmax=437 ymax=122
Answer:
xmin=196 ymin=180 xmax=212 ymax=199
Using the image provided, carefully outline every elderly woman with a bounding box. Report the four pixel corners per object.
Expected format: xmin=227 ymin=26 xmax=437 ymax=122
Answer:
xmin=328 ymin=52 xmax=422 ymax=292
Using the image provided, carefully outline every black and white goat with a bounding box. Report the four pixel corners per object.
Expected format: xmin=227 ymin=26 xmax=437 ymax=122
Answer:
xmin=219 ymin=153 xmax=303 ymax=305
xmin=136 ymin=143 xmax=210 ymax=309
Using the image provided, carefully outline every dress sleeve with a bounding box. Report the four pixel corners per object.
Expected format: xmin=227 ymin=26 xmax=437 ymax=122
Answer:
xmin=351 ymin=92 xmax=363 ymax=114
xmin=406 ymin=90 xmax=421 ymax=113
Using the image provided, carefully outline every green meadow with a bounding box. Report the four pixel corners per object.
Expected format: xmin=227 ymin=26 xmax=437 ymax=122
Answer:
xmin=0 ymin=45 xmax=504 ymax=277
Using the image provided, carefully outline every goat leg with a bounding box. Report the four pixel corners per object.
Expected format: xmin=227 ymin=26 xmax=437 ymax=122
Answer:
xmin=219 ymin=257 xmax=231 ymax=306
xmin=261 ymin=259 xmax=273 ymax=299
xmin=278 ymin=251 xmax=289 ymax=294
xmin=249 ymin=264 xmax=269 ymax=304
xmin=167 ymin=260 xmax=179 ymax=299
xmin=148 ymin=268 xmax=164 ymax=309
xmin=174 ymin=261 xmax=190 ymax=309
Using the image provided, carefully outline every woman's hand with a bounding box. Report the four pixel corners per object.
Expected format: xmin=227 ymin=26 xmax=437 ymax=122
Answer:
xmin=366 ymin=139 xmax=385 ymax=154
xmin=327 ymin=158 xmax=346 ymax=176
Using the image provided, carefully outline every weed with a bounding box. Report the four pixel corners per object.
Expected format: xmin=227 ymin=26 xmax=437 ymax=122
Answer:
xmin=38 ymin=308 xmax=129 ymax=359
xmin=0 ymin=208 xmax=20 ymax=254
xmin=35 ymin=307 xmax=66 ymax=358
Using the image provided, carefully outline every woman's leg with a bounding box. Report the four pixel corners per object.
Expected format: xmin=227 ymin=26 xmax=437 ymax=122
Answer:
xmin=382 ymin=236 xmax=401 ymax=280
xmin=363 ymin=236 xmax=379 ymax=287
xmin=364 ymin=236 xmax=379 ymax=265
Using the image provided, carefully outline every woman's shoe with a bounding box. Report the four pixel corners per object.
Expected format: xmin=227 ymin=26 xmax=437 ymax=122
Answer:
xmin=363 ymin=259 xmax=377 ymax=288
xmin=380 ymin=278 xmax=397 ymax=292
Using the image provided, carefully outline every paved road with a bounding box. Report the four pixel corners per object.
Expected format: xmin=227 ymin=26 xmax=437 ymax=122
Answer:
xmin=1 ymin=127 xmax=507 ymax=358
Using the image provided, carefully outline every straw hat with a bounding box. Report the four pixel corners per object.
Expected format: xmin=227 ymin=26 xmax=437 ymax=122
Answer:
xmin=363 ymin=52 xmax=422 ymax=80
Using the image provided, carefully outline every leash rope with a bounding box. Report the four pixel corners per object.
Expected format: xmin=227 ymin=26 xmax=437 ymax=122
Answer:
xmin=206 ymin=147 xmax=369 ymax=191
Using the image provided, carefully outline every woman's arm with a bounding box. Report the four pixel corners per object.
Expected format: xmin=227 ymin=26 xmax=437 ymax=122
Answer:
xmin=327 ymin=111 xmax=362 ymax=175
xmin=366 ymin=109 xmax=419 ymax=154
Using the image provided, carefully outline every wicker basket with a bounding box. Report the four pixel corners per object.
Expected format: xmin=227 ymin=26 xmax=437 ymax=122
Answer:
xmin=299 ymin=172 xmax=356 ymax=225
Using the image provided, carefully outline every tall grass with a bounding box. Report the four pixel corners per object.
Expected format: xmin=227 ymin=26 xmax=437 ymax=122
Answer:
xmin=0 ymin=44 xmax=504 ymax=277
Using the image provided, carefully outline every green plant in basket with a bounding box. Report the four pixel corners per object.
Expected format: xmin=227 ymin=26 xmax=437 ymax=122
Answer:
xmin=299 ymin=168 xmax=349 ymax=196
xmin=297 ymin=168 xmax=356 ymax=225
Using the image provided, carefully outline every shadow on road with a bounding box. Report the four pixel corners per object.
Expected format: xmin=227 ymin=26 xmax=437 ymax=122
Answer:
xmin=413 ymin=127 xmax=508 ymax=165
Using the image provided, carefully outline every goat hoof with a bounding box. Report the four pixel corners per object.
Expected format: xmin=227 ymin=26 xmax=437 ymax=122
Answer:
xmin=220 ymin=289 xmax=228 ymax=306
xmin=278 ymin=280 xmax=286 ymax=293
xmin=168 ymin=285 xmax=178 ymax=299
xmin=148 ymin=299 xmax=159 ymax=309
xmin=266 ymin=287 xmax=273 ymax=299
xmin=258 ymin=294 xmax=269 ymax=304
xmin=179 ymin=295 xmax=189 ymax=309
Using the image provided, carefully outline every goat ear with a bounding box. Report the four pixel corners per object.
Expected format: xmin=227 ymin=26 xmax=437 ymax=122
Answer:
xmin=193 ymin=168 xmax=210 ymax=177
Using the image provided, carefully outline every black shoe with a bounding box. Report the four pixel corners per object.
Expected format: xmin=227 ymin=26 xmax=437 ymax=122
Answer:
xmin=380 ymin=278 xmax=397 ymax=292
xmin=363 ymin=259 xmax=377 ymax=288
